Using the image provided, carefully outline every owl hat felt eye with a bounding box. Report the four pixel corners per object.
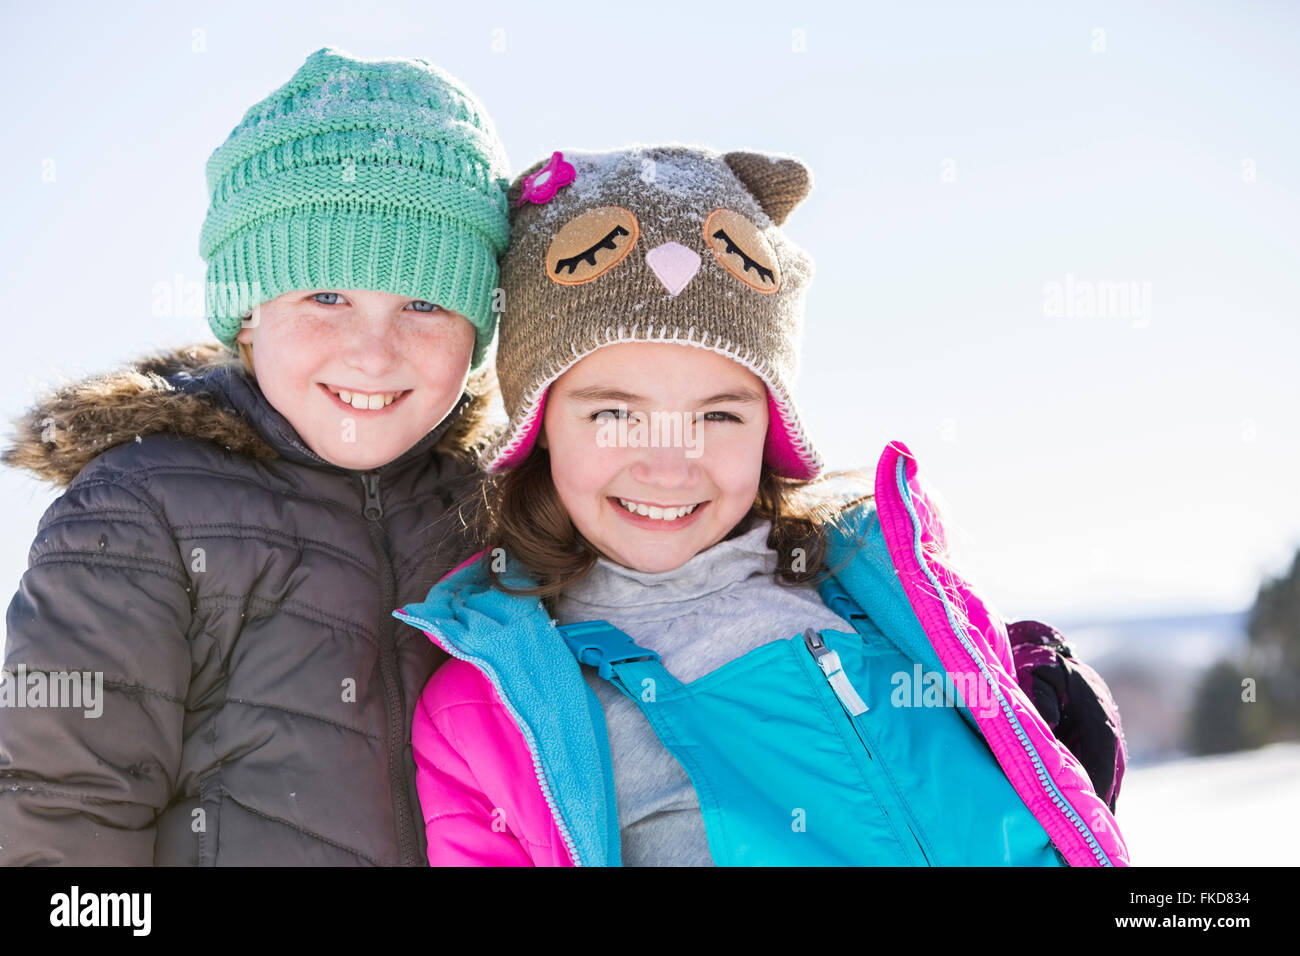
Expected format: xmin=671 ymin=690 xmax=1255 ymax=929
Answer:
xmin=489 ymin=144 xmax=822 ymax=481
xmin=703 ymin=208 xmax=781 ymax=292
xmin=545 ymin=207 xmax=640 ymax=284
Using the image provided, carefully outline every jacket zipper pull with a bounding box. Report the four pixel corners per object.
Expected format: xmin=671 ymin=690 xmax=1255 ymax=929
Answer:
xmin=804 ymin=628 xmax=869 ymax=716
xmin=362 ymin=471 xmax=383 ymax=520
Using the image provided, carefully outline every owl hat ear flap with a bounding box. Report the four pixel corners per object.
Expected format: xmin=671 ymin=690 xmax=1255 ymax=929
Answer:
xmin=722 ymin=152 xmax=812 ymax=226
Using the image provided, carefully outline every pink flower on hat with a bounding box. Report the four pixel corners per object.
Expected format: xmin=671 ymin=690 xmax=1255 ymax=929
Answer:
xmin=517 ymin=151 xmax=575 ymax=207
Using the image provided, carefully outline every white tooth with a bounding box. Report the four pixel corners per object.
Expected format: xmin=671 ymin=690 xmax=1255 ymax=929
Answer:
xmin=339 ymin=389 xmax=353 ymax=403
xmin=367 ymin=392 xmax=385 ymax=410
xmin=349 ymin=393 xmax=368 ymax=410
xmin=617 ymin=498 xmax=703 ymax=519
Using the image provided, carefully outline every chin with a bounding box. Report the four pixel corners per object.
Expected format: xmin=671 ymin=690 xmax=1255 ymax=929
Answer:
xmin=616 ymin=540 xmax=702 ymax=575
xmin=315 ymin=443 xmax=399 ymax=471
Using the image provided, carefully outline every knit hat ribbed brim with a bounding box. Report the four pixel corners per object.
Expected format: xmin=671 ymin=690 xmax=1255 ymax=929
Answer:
xmin=198 ymin=47 xmax=511 ymax=372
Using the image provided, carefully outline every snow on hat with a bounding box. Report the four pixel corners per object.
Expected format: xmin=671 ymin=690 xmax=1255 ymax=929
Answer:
xmin=198 ymin=46 xmax=511 ymax=372
xmin=485 ymin=143 xmax=824 ymax=480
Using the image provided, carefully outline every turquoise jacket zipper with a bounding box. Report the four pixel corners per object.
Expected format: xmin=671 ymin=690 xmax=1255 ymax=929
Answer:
xmin=802 ymin=627 xmax=933 ymax=865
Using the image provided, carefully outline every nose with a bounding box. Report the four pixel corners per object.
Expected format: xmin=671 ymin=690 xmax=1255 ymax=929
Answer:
xmin=628 ymin=438 xmax=703 ymax=489
xmin=341 ymin=315 xmax=399 ymax=378
xmin=646 ymin=241 xmax=701 ymax=296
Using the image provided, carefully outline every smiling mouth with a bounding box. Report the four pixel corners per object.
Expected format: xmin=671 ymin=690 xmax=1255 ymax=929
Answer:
xmin=319 ymin=383 xmax=412 ymax=411
xmin=610 ymin=496 xmax=708 ymax=522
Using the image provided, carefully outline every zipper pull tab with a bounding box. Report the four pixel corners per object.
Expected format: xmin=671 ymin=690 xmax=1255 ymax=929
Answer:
xmin=803 ymin=628 xmax=869 ymax=716
xmin=362 ymin=471 xmax=383 ymax=520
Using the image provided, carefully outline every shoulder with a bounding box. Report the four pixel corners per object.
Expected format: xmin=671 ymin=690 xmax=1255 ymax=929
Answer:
xmin=53 ymin=432 xmax=269 ymax=525
xmin=76 ymin=428 xmax=256 ymax=479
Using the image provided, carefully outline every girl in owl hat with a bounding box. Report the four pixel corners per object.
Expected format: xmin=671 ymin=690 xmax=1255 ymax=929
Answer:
xmin=394 ymin=144 xmax=1129 ymax=867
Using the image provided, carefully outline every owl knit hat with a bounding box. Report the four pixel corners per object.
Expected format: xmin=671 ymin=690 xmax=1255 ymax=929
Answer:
xmin=198 ymin=46 xmax=511 ymax=372
xmin=485 ymin=143 xmax=824 ymax=480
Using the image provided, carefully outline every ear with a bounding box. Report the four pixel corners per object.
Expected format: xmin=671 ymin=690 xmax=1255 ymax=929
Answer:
xmin=722 ymin=151 xmax=812 ymax=226
xmin=506 ymin=157 xmax=552 ymax=227
xmin=235 ymin=325 xmax=252 ymax=344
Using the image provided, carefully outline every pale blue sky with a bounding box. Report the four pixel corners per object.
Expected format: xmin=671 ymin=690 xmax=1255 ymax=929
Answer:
xmin=1 ymin=0 xmax=1296 ymax=633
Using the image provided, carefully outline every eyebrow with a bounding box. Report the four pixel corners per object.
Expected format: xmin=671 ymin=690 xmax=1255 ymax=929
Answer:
xmin=563 ymin=385 xmax=765 ymax=405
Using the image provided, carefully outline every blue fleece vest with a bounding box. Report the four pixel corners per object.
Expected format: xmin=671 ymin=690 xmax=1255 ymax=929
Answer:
xmin=558 ymin=576 xmax=1066 ymax=865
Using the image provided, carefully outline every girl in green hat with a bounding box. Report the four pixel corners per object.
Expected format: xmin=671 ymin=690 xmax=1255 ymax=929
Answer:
xmin=0 ymin=47 xmax=509 ymax=865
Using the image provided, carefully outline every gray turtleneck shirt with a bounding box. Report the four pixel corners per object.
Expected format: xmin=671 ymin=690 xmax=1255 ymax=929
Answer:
xmin=552 ymin=517 xmax=855 ymax=866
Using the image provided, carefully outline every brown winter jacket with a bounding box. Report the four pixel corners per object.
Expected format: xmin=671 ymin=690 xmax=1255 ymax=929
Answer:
xmin=0 ymin=342 xmax=492 ymax=865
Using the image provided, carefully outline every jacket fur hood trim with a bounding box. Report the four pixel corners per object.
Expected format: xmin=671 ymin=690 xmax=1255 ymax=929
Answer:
xmin=3 ymin=343 xmax=276 ymax=488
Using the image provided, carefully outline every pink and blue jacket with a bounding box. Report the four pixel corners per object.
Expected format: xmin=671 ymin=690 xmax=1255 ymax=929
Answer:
xmin=392 ymin=440 xmax=1131 ymax=866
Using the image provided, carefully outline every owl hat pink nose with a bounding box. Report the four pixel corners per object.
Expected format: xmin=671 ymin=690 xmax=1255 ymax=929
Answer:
xmin=645 ymin=242 xmax=702 ymax=296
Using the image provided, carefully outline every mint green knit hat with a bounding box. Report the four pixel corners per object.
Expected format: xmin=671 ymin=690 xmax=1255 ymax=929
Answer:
xmin=199 ymin=47 xmax=511 ymax=372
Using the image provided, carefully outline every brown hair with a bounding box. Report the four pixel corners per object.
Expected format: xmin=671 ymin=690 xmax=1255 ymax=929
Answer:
xmin=469 ymin=445 xmax=877 ymax=616
xmin=231 ymin=339 xmax=507 ymax=466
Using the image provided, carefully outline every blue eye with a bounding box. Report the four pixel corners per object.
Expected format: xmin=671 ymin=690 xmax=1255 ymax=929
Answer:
xmin=408 ymin=300 xmax=443 ymax=313
xmin=313 ymin=292 xmax=343 ymax=305
xmin=591 ymin=409 xmax=630 ymax=422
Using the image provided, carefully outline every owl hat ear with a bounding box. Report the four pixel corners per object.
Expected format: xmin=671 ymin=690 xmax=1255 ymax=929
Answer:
xmin=722 ymin=152 xmax=812 ymax=226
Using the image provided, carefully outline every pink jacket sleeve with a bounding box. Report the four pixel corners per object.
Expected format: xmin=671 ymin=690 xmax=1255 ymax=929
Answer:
xmin=412 ymin=659 xmax=564 ymax=866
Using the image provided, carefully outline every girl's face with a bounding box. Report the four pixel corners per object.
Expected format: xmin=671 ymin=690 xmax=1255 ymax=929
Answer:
xmin=539 ymin=342 xmax=769 ymax=574
xmin=236 ymin=289 xmax=475 ymax=470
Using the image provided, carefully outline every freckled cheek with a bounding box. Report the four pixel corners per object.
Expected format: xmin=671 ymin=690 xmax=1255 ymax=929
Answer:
xmin=414 ymin=337 xmax=473 ymax=375
xmin=400 ymin=326 xmax=476 ymax=375
xmin=259 ymin=321 xmax=338 ymax=372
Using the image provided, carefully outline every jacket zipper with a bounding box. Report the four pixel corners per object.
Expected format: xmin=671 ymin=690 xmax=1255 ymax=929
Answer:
xmin=361 ymin=469 xmax=420 ymax=866
xmin=891 ymin=455 xmax=1111 ymax=866
xmin=803 ymin=628 xmax=932 ymax=866
xmin=804 ymin=628 xmax=869 ymax=715
xmin=396 ymin=609 xmax=587 ymax=867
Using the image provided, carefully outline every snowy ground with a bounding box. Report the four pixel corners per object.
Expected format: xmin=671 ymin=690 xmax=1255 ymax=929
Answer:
xmin=1116 ymin=741 xmax=1300 ymax=865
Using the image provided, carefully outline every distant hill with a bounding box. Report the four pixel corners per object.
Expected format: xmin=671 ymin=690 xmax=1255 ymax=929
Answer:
xmin=1048 ymin=610 xmax=1250 ymax=764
